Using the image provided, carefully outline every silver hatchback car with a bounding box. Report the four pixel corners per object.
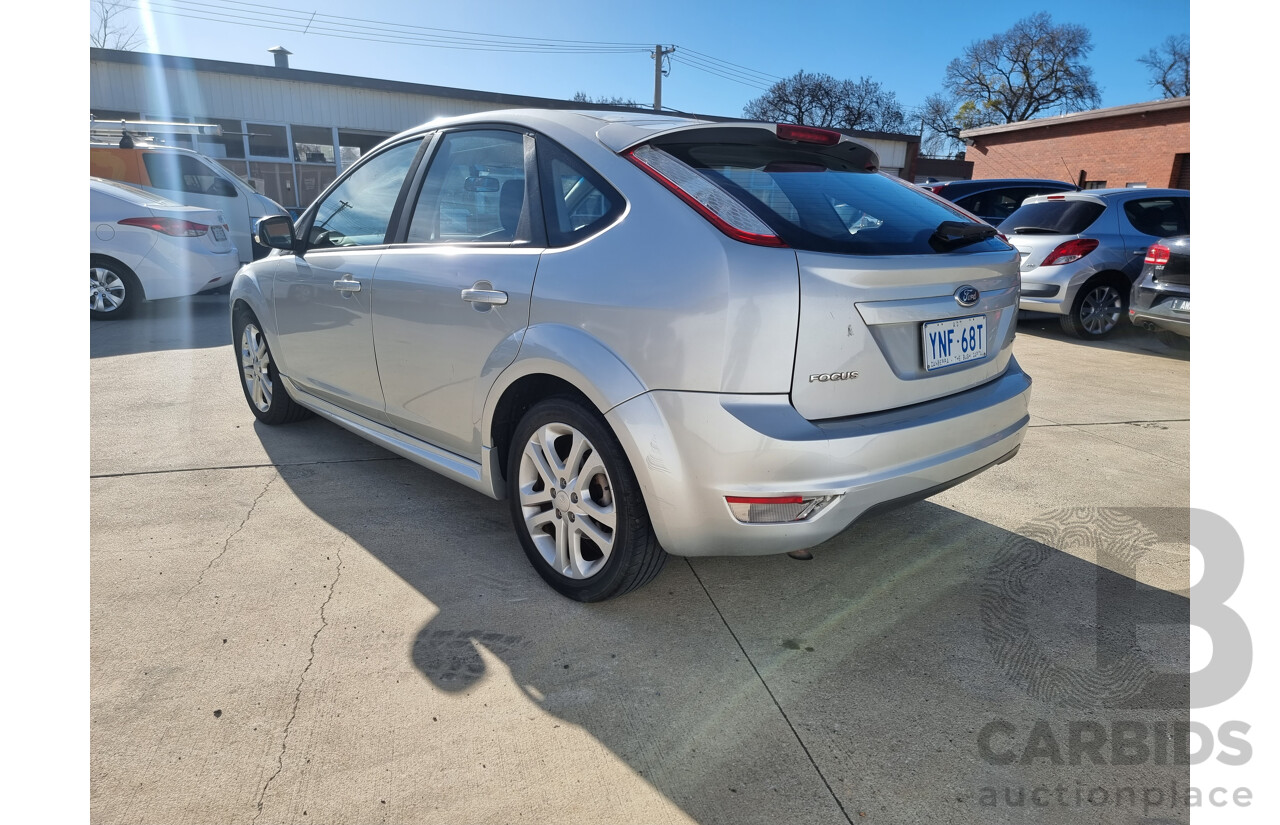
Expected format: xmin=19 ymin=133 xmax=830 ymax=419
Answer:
xmin=231 ymin=110 xmax=1031 ymax=601
xmin=998 ymin=188 xmax=1190 ymax=338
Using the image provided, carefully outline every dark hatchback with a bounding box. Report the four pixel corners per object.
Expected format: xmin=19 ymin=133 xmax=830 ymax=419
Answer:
xmin=1130 ymin=235 xmax=1190 ymax=338
xmin=920 ymin=178 xmax=1079 ymax=226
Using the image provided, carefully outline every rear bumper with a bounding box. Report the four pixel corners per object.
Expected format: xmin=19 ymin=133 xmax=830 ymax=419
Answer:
xmin=606 ymin=358 xmax=1032 ymax=556
xmin=1129 ymin=284 xmax=1190 ymax=336
xmin=135 ymin=244 xmax=241 ymax=300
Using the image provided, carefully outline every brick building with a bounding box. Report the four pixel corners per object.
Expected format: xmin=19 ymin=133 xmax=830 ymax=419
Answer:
xmin=960 ymin=97 xmax=1189 ymax=190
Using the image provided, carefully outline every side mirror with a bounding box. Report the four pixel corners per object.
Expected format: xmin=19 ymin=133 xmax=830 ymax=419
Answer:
xmin=254 ymin=215 xmax=296 ymax=252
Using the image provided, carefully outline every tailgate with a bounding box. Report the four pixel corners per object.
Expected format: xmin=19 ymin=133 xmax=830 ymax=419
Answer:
xmin=791 ymin=249 xmax=1020 ymax=419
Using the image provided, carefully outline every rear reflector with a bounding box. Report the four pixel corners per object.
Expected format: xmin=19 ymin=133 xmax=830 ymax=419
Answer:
xmin=1144 ymin=244 xmax=1171 ymax=265
xmin=119 ymin=217 xmax=210 ymax=237
xmin=626 ymin=144 xmax=787 ymax=247
xmin=776 ymin=123 xmax=841 ymax=146
xmin=1041 ymin=238 xmax=1099 ymax=266
xmin=725 ymin=495 xmax=838 ymax=524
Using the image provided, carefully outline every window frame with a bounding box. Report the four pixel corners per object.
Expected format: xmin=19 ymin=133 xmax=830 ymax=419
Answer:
xmin=393 ymin=125 xmax=548 ymax=249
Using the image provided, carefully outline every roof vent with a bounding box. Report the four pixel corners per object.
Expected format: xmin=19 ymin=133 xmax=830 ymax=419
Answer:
xmin=268 ymin=46 xmax=292 ymax=70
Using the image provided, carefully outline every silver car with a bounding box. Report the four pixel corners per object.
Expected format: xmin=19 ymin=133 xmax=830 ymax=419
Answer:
xmin=231 ymin=110 xmax=1031 ymax=601
xmin=998 ymin=189 xmax=1190 ymax=338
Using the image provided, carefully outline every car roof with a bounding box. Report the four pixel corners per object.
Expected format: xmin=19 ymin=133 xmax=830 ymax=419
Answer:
xmin=1020 ymin=187 xmax=1189 ymax=206
xmin=384 ymin=108 xmax=881 ymax=161
xmin=930 ymin=178 xmax=1076 ymax=191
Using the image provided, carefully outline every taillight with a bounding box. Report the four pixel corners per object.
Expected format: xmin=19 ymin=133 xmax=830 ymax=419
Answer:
xmin=1041 ymin=238 xmax=1099 ymax=266
xmin=1144 ymin=244 xmax=1171 ymax=265
xmin=775 ymin=123 xmax=841 ymax=146
xmin=119 ymin=217 xmax=210 ymax=237
xmin=625 ymin=144 xmax=787 ymax=248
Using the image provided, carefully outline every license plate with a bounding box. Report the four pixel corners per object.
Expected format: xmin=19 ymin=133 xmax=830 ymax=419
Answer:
xmin=212 ymin=225 xmax=227 ymax=242
xmin=923 ymin=315 xmax=987 ymax=371
xmin=1169 ymin=298 xmax=1189 ymax=314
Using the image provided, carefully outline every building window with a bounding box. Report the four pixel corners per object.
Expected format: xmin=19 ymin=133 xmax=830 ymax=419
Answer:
xmin=339 ymin=131 xmax=393 ymax=169
xmin=292 ymin=125 xmax=335 ymax=163
xmin=1170 ymin=153 xmax=1190 ymax=189
xmin=247 ymin=123 xmax=290 ymax=158
xmin=1082 ymin=180 xmax=1108 ymax=190
xmin=1125 ymin=182 xmax=1148 ymax=188
xmin=194 ymin=117 xmax=247 ymax=160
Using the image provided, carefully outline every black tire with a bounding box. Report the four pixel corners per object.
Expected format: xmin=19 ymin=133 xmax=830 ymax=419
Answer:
xmin=507 ymin=398 xmax=666 ymax=602
xmin=232 ymin=306 xmax=313 ymax=425
xmin=90 ymin=255 xmax=143 ymax=320
xmin=1060 ymin=276 xmax=1129 ymax=339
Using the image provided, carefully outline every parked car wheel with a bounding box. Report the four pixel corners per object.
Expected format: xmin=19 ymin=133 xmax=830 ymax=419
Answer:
xmin=507 ymin=399 xmax=666 ymax=602
xmin=1060 ymin=277 xmax=1128 ymax=339
xmin=233 ymin=307 xmax=313 ymax=425
xmin=90 ymin=256 xmax=142 ymax=320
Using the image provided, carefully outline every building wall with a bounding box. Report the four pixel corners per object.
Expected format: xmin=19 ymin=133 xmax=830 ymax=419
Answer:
xmin=964 ymin=107 xmax=1189 ymax=189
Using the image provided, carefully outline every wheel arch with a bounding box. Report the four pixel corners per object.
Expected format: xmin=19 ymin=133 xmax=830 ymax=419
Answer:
xmin=90 ymin=253 xmax=146 ymax=302
xmin=483 ymin=323 xmax=650 ymax=486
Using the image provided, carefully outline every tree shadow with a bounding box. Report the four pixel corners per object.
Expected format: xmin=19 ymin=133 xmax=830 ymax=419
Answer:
xmin=259 ymin=425 xmax=1192 ymax=824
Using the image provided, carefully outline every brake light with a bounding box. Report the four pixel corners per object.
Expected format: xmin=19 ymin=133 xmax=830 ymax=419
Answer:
xmin=775 ymin=123 xmax=841 ymax=146
xmin=1041 ymin=238 xmax=1099 ymax=266
xmin=1144 ymin=244 xmax=1171 ymax=265
xmin=119 ymin=217 xmax=210 ymax=237
xmin=625 ymin=144 xmax=787 ymax=248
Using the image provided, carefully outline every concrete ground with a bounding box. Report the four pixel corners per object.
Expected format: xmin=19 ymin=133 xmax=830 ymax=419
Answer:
xmin=91 ymin=298 xmax=1190 ymax=824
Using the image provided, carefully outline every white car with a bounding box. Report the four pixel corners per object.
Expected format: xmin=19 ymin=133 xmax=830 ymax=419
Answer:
xmin=90 ymin=177 xmax=241 ymax=319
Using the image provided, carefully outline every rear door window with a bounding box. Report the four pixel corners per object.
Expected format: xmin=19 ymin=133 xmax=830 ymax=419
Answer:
xmin=406 ymin=129 xmax=534 ymax=245
xmin=999 ymin=200 xmax=1106 ymax=235
xmin=658 ymin=142 xmax=1005 ymax=255
xmin=1123 ymin=197 xmax=1189 ymax=237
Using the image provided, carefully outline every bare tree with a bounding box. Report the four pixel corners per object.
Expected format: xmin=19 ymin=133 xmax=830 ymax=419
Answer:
xmin=923 ymin=13 xmax=1101 ymax=153
xmin=572 ymin=91 xmax=641 ymax=107
xmin=1139 ymin=35 xmax=1190 ymax=98
xmin=743 ymin=70 xmax=906 ymax=132
xmin=90 ymin=0 xmax=142 ymax=51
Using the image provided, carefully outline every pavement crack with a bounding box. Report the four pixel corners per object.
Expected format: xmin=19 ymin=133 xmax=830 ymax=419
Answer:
xmin=253 ymin=541 xmax=345 ymax=823
xmin=179 ymin=474 xmax=277 ymax=603
xmin=685 ymin=559 xmax=857 ymax=825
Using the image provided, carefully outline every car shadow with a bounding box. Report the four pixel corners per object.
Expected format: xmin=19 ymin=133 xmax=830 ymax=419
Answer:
xmin=257 ymin=425 xmax=1191 ymax=824
xmin=1018 ymin=314 xmax=1190 ymax=361
xmin=90 ymin=293 xmax=231 ymax=359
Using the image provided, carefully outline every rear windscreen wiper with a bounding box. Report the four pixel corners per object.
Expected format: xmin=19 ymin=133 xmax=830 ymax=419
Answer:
xmin=930 ymin=220 xmax=998 ymax=249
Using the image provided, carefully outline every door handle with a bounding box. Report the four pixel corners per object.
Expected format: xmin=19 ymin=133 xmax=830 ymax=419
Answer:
xmin=333 ymin=276 xmax=361 ymax=293
xmin=461 ymin=288 xmax=508 ymax=306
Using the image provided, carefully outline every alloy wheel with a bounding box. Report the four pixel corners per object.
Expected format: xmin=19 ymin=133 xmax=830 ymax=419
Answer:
xmin=1078 ymin=285 xmax=1123 ymax=335
xmin=517 ymin=422 xmax=616 ymax=580
xmin=240 ymin=323 xmax=274 ymax=412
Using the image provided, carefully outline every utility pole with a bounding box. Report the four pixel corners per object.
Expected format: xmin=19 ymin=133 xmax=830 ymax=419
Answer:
xmin=652 ymin=45 xmax=676 ymax=112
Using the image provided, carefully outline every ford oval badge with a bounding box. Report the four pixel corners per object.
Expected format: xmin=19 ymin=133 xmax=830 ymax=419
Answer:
xmin=955 ymin=285 xmax=980 ymax=307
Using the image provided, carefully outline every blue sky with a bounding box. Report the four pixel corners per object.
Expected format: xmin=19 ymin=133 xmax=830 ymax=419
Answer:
xmin=109 ymin=0 xmax=1191 ymax=120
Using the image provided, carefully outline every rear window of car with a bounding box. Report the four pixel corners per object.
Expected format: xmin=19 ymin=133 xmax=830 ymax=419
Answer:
xmin=998 ymin=200 xmax=1106 ymax=235
xmin=659 ymin=142 xmax=1007 ymax=255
